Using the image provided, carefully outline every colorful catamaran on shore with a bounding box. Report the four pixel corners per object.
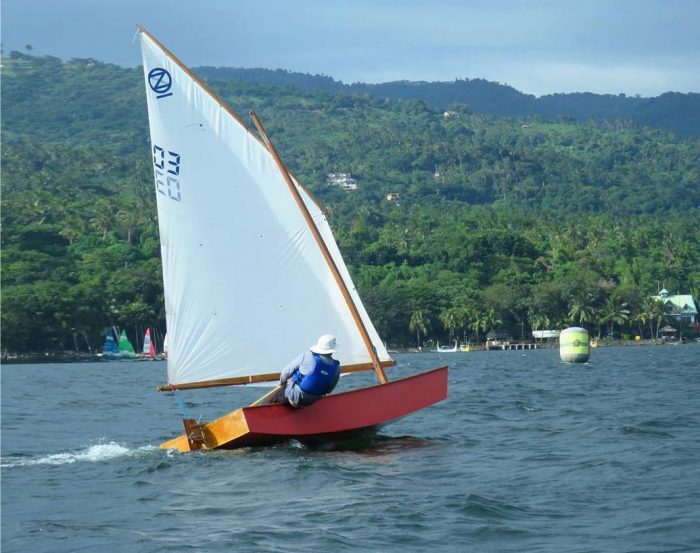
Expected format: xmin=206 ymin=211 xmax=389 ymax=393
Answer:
xmin=138 ymin=26 xmax=448 ymax=452
xmin=141 ymin=328 xmax=157 ymax=359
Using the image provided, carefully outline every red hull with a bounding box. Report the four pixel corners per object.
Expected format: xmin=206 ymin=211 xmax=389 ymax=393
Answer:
xmin=222 ymin=366 xmax=448 ymax=448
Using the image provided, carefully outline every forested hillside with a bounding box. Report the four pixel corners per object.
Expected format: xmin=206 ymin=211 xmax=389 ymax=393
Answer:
xmin=197 ymin=66 xmax=700 ymax=137
xmin=2 ymin=52 xmax=699 ymax=354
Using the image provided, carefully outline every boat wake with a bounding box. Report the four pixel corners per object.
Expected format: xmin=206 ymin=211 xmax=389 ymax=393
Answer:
xmin=1 ymin=442 xmax=157 ymax=468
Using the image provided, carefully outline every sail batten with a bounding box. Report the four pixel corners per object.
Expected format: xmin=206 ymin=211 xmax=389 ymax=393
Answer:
xmin=139 ymin=28 xmax=391 ymax=387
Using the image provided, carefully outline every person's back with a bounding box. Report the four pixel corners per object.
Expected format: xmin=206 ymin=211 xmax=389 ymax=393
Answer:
xmin=279 ymin=335 xmax=340 ymax=407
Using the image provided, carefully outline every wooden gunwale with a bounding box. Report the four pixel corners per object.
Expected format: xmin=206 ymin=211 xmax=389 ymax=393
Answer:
xmin=161 ymin=366 xmax=448 ymax=452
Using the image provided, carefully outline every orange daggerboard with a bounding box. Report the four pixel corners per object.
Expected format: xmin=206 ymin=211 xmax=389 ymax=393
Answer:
xmin=138 ymin=26 xmax=447 ymax=451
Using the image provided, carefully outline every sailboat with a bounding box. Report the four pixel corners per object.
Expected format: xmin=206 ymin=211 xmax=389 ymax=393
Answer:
xmin=118 ymin=329 xmax=138 ymax=359
xmin=138 ymin=26 xmax=448 ymax=452
xmin=141 ymin=328 xmax=157 ymax=359
xmin=101 ymin=329 xmax=121 ymax=359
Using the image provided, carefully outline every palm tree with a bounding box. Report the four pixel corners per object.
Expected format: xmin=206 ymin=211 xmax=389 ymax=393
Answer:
xmin=409 ymin=309 xmax=428 ymax=350
xmin=631 ymin=306 xmax=647 ymax=339
xmin=642 ymin=297 xmax=667 ymax=339
xmin=599 ymin=297 xmax=630 ymax=338
xmin=482 ymin=308 xmax=502 ymax=336
xmin=90 ymin=201 xmax=116 ymax=241
xmin=457 ymin=306 xmax=473 ymax=344
xmin=439 ymin=307 xmax=460 ymax=345
xmin=116 ymin=200 xmax=144 ymax=245
xmin=469 ymin=310 xmax=484 ymax=345
xmin=568 ymin=299 xmax=595 ymax=327
xmin=528 ymin=311 xmax=550 ymax=341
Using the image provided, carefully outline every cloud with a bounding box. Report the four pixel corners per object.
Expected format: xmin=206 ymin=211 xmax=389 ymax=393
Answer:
xmin=486 ymin=60 xmax=700 ymax=97
xmin=2 ymin=0 xmax=699 ymax=96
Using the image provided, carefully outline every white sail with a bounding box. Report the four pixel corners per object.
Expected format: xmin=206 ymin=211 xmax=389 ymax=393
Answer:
xmin=139 ymin=30 xmax=390 ymax=386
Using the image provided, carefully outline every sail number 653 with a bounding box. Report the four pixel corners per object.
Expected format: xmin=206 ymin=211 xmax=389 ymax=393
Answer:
xmin=153 ymin=145 xmax=181 ymax=201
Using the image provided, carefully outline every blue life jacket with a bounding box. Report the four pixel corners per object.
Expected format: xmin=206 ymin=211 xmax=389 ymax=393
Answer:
xmin=291 ymin=353 xmax=340 ymax=396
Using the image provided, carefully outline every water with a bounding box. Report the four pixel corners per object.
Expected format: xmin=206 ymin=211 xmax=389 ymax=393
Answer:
xmin=2 ymin=345 xmax=699 ymax=552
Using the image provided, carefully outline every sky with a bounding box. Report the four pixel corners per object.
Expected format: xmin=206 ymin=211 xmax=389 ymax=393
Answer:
xmin=2 ymin=0 xmax=699 ymax=97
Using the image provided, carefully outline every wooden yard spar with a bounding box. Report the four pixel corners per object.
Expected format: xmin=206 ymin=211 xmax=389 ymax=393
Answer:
xmin=249 ymin=112 xmax=388 ymax=385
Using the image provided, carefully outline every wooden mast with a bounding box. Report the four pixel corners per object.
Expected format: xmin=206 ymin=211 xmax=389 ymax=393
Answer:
xmin=250 ymin=112 xmax=388 ymax=385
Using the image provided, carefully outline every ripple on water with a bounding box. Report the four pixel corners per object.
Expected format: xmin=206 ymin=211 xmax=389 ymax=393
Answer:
xmin=620 ymin=425 xmax=675 ymax=438
xmin=2 ymin=347 xmax=700 ymax=553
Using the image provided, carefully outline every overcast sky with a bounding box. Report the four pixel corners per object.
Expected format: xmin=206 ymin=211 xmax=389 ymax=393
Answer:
xmin=2 ymin=0 xmax=699 ymax=97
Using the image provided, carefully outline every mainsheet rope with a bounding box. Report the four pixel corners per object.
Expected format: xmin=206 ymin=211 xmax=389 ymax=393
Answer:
xmin=171 ymin=388 xmax=190 ymax=419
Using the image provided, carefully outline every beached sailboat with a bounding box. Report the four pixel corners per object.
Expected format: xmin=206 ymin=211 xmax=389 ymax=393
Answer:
xmin=118 ymin=329 xmax=137 ymax=359
xmin=101 ymin=329 xmax=121 ymax=359
xmin=141 ymin=328 xmax=157 ymax=359
xmin=138 ymin=26 xmax=448 ymax=452
xmin=434 ymin=341 xmax=458 ymax=353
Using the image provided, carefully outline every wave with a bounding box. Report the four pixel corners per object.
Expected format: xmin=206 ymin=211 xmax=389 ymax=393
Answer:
xmin=1 ymin=442 xmax=157 ymax=468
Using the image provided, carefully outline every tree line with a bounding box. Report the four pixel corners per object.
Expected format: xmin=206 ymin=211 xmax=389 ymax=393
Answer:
xmin=196 ymin=66 xmax=700 ymax=138
xmin=1 ymin=53 xmax=698 ymax=354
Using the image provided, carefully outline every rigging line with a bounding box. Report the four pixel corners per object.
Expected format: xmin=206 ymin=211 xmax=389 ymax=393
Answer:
xmin=171 ymin=389 xmax=205 ymax=445
xmin=172 ymin=389 xmax=190 ymax=419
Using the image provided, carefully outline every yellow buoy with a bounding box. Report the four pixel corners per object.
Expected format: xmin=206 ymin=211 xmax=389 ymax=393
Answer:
xmin=560 ymin=327 xmax=590 ymax=363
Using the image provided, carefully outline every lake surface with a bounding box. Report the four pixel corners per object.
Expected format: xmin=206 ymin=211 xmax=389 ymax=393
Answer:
xmin=2 ymin=345 xmax=699 ymax=552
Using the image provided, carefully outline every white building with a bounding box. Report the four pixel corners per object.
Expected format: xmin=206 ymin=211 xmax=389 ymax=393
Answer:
xmin=532 ymin=330 xmax=561 ymax=339
xmin=326 ymin=173 xmax=358 ymax=190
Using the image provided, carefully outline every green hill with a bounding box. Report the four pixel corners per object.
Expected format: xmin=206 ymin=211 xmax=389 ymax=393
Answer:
xmin=196 ymin=66 xmax=700 ymax=137
xmin=2 ymin=53 xmax=699 ymax=353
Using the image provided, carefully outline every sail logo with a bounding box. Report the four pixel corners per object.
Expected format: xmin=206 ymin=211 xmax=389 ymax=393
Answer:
xmin=148 ymin=68 xmax=173 ymax=99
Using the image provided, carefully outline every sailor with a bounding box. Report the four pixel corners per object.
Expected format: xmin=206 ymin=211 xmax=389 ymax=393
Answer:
xmin=279 ymin=334 xmax=341 ymax=408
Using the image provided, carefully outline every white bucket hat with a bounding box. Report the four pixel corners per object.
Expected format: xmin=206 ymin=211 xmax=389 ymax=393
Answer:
xmin=310 ymin=334 xmax=337 ymax=355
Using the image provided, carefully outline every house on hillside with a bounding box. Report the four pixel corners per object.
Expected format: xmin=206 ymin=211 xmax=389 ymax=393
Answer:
xmin=326 ymin=173 xmax=358 ymax=190
xmin=652 ymin=289 xmax=698 ymax=326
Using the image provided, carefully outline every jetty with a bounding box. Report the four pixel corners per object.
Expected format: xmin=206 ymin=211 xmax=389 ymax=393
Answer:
xmin=486 ymin=341 xmax=538 ymax=351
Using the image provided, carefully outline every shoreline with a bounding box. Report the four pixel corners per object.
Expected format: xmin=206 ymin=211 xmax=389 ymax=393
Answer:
xmin=1 ymin=352 xmax=164 ymax=364
xmin=397 ymin=338 xmax=696 ymax=354
xmin=2 ymin=339 xmax=695 ymax=364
